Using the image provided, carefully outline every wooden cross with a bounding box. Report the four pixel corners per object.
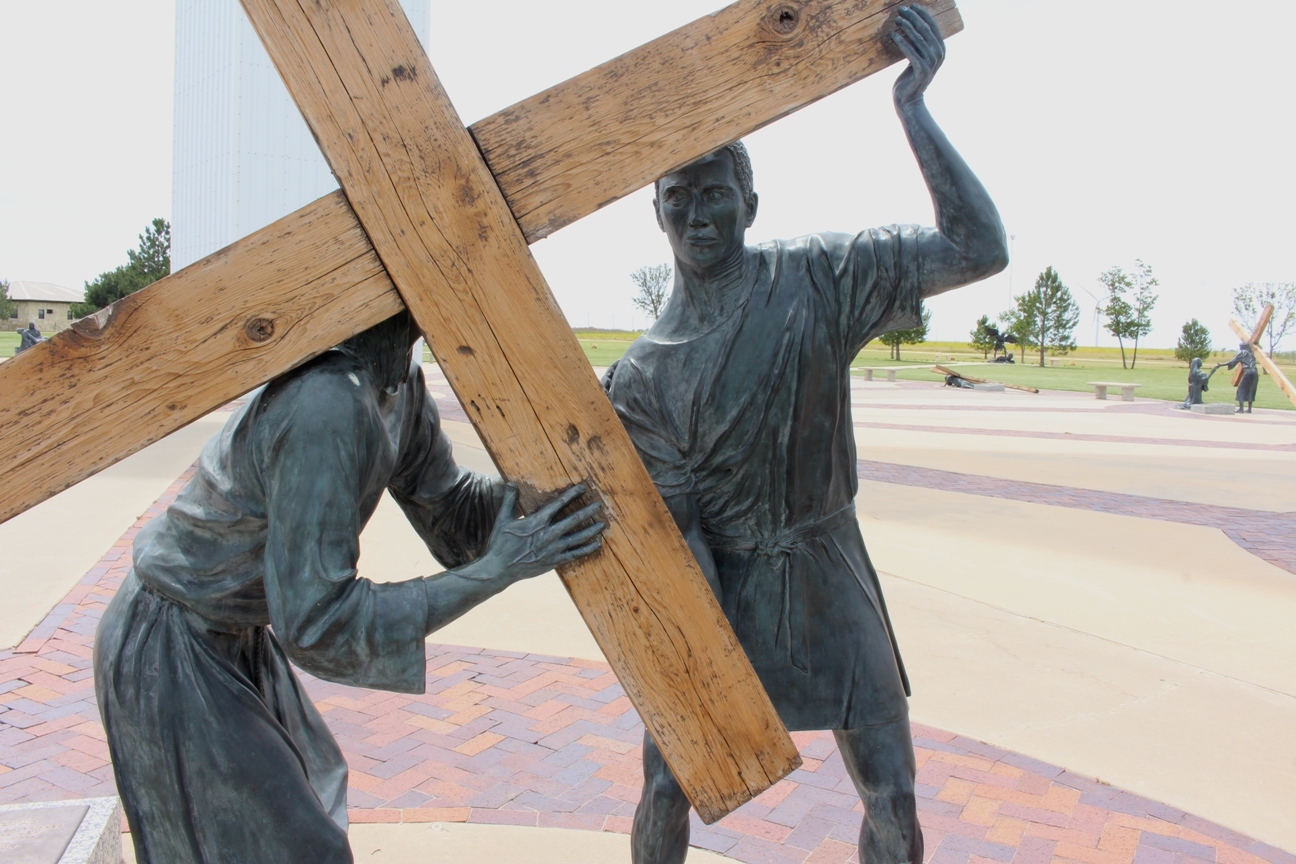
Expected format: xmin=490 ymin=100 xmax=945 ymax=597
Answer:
xmin=1229 ymin=304 xmax=1296 ymax=409
xmin=0 ymin=0 xmax=962 ymax=821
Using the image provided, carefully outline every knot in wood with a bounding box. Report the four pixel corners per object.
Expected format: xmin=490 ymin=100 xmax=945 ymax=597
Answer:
xmin=244 ymin=317 xmax=276 ymax=343
xmin=767 ymin=4 xmax=801 ymax=36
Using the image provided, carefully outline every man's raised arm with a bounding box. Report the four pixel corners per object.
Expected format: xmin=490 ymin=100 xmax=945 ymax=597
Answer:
xmin=892 ymin=5 xmax=1008 ymax=297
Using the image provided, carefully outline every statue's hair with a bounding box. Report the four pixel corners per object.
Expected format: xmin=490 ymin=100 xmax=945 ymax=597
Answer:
xmin=655 ymin=140 xmax=755 ymax=200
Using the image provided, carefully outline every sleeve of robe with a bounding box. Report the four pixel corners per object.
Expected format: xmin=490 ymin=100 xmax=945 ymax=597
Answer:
xmin=260 ymin=369 xmax=431 ymax=694
xmin=387 ymin=363 xmax=501 ymax=568
xmin=606 ymin=356 xmax=695 ymax=498
xmin=812 ymin=227 xmax=929 ymax=355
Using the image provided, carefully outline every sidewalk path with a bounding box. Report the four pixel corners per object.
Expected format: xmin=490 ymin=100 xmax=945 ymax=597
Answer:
xmin=1 ymin=470 xmax=1293 ymax=864
xmin=856 ymin=460 xmax=1296 ymax=575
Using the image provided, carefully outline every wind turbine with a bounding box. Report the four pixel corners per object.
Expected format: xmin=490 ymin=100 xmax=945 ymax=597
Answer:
xmin=1077 ymin=284 xmax=1103 ymax=347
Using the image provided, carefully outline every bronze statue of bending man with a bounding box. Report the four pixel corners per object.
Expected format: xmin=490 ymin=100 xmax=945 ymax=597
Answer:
xmin=604 ymin=8 xmax=1008 ymax=862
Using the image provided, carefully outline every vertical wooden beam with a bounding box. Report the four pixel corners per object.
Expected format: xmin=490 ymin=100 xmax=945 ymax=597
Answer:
xmin=239 ymin=0 xmax=799 ymax=821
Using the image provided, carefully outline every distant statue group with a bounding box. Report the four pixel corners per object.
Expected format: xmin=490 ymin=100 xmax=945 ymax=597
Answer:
xmin=1181 ymin=343 xmax=1259 ymax=413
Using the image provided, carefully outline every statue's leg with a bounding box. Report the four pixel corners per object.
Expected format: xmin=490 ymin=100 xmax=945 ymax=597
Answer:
xmin=632 ymin=731 xmax=691 ymax=864
xmin=835 ymin=720 xmax=923 ymax=864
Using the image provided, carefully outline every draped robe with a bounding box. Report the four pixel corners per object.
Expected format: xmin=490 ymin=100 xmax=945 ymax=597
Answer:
xmin=94 ymin=352 xmax=497 ymax=864
xmin=608 ymin=228 xmax=926 ymax=730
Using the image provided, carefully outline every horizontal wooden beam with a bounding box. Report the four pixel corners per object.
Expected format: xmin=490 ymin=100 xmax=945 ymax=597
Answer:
xmin=239 ymin=0 xmax=801 ymax=823
xmin=0 ymin=0 xmax=960 ymax=524
xmin=0 ymin=193 xmax=402 ymax=524
xmin=477 ymin=0 xmax=963 ymax=241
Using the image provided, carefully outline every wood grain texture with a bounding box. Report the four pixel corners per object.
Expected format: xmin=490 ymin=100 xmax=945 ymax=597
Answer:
xmin=1229 ymin=318 xmax=1296 ymax=409
xmin=474 ymin=0 xmax=964 ymax=241
xmin=0 ymin=192 xmax=402 ymax=525
xmin=0 ymin=0 xmax=964 ymax=529
xmin=238 ymin=0 xmax=800 ymax=822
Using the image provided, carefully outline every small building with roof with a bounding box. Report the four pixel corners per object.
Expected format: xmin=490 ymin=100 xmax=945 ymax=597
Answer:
xmin=2 ymin=281 xmax=82 ymax=334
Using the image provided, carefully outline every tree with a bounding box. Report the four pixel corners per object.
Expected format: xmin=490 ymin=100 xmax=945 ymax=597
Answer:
xmin=0 ymin=280 xmax=13 ymax=324
xmin=1099 ymin=265 xmax=1135 ymax=369
xmin=879 ymin=306 xmax=931 ymax=360
xmin=1233 ymin=282 xmax=1296 ymax=356
xmin=1128 ymin=259 xmax=1158 ymax=369
xmin=630 ymin=263 xmax=672 ymax=322
xmin=1001 ymin=266 xmax=1080 ymax=367
xmin=72 ymin=218 xmax=171 ymax=318
xmin=969 ymin=314 xmax=995 ymax=359
xmin=1175 ymin=319 xmax=1212 ymax=363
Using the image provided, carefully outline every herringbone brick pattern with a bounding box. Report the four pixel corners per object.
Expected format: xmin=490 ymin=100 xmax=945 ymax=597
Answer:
xmin=1 ymin=468 xmax=1293 ymax=863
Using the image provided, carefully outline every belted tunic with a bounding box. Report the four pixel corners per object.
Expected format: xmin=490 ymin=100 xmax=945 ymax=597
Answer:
xmin=607 ymin=229 xmax=925 ymax=730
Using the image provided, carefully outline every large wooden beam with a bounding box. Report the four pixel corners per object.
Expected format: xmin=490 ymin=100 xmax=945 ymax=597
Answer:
xmin=0 ymin=194 xmax=402 ymax=524
xmin=1228 ymin=318 xmax=1296 ymax=409
xmin=239 ymin=0 xmax=799 ymax=822
xmin=0 ymin=0 xmax=959 ymax=527
xmin=478 ymin=0 xmax=963 ymax=241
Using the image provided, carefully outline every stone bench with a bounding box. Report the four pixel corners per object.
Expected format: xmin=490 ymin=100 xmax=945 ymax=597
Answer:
xmin=1089 ymin=381 xmax=1141 ymax=402
xmin=0 ymin=797 xmax=121 ymax=864
xmin=859 ymin=367 xmax=898 ymax=382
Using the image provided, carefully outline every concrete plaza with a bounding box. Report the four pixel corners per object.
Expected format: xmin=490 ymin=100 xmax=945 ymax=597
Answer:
xmin=0 ymin=366 xmax=1292 ymax=862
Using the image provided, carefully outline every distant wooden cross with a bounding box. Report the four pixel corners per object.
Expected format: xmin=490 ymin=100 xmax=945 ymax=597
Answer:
xmin=1229 ymin=304 xmax=1296 ymax=409
xmin=0 ymin=0 xmax=962 ymax=821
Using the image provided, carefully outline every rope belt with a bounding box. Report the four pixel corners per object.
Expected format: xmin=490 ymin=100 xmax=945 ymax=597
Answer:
xmin=705 ymin=505 xmax=855 ymax=556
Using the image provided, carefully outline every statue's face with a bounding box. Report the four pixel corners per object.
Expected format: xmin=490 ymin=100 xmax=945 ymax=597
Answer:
xmin=654 ymin=151 xmax=757 ymax=272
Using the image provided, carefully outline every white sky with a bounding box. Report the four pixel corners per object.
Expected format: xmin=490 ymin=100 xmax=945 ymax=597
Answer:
xmin=2 ymin=1 xmax=1294 ymax=347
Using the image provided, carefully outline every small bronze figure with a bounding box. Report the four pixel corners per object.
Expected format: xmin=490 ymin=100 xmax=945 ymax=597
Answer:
xmin=985 ymin=323 xmax=1017 ymax=363
xmin=15 ymin=322 xmax=42 ymax=354
xmin=1180 ymin=357 xmax=1216 ymax=409
xmin=1215 ymin=342 xmax=1259 ymax=413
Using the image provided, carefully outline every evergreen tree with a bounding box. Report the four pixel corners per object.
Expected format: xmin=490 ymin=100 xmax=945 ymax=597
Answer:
xmin=1174 ymin=319 xmax=1212 ymax=363
xmin=879 ymin=307 xmax=931 ymax=361
xmin=969 ymin=314 xmax=995 ymax=359
xmin=72 ymin=218 xmax=171 ymax=318
xmin=1001 ymin=267 xmax=1080 ymax=367
xmin=0 ymin=280 xmax=13 ymax=323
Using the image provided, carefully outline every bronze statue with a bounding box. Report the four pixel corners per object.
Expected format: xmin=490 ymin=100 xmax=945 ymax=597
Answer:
xmin=603 ymin=7 xmax=1007 ymax=863
xmin=94 ymin=310 xmax=605 ymax=864
xmin=985 ymin=322 xmax=1017 ymax=363
xmin=1215 ymin=342 xmax=1259 ymax=413
xmin=1180 ymin=357 xmax=1216 ymax=409
xmin=15 ymin=322 xmax=42 ymax=354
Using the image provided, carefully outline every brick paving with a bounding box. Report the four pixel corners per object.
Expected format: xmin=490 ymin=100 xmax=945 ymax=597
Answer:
xmin=2 ymin=469 xmax=1294 ymax=862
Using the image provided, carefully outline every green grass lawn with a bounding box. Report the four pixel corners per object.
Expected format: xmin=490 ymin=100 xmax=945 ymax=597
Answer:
xmin=113 ymin=329 xmax=1286 ymax=412
xmin=846 ymin=341 xmax=1296 ymax=411
xmin=0 ymin=332 xmax=18 ymax=358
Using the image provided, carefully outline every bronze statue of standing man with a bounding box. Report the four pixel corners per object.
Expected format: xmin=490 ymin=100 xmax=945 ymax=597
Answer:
xmin=1216 ymin=343 xmax=1259 ymax=413
xmin=604 ymin=7 xmax=1008 ymax=863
